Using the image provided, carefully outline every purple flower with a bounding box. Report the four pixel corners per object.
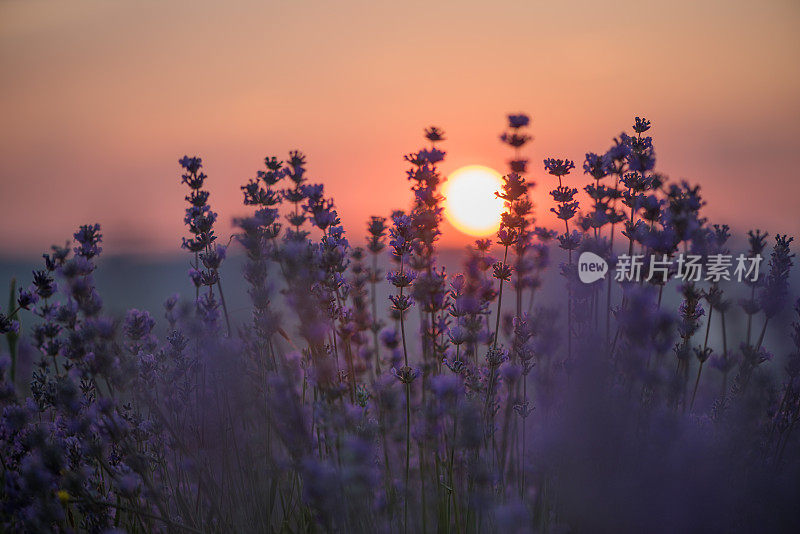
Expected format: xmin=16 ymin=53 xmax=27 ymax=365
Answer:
xmin=633 ymin=116 xmax=651 ymax=133
xmin=418 ymin=148 xmax=446 ymax=164
xmin=389 ymin=294 xmax=414 ymax=312
xmin=200 ymin=244 xmax=227 ymax=270
xmin=543 ymin=158 xmax=575 ymax=177
xmin=424 ymin=126 xmax=446 ymax=142
xmin=17 ymin=287 xmax=39 ymax=310
xmin=391 ymin=365 xmax=419 ymax=384
xmin=0 ymin=312 xmax=19 ymax=335
xmin=759 ymin=234 xmax=795 ymax=318
xmin=73 ymin=223 xmax=102 ymax=259
xmin=123 ymin=310 xmax=155 ymax=341
xmin=507 ymin=113 xmax=530 ymax=128
xmin=496 ymin=173 xmax=529 ymax=202
xmin=603 ymin=136 xmax=631 ymax=167
xmin=179 ymin=155 xmax=203 ymax=174
xmin=509 ymin=159 xmax=528 ymax=173
xmin=551 ymin=202 xmax=579 ymax=222
xmin=550 ymin=185 xmax=578 ymax=204
xmin=492 ymin=261 xmax=513 ymax=282
xmin=500 ymin=132 xmax=532 ymax=148
xmin=447 ymin=324 xmax=468 ymax=345
xmin=627 ymin=148 xmax=656 ymax=173
xmin=486 ymin=346 xmax=509 ymax=367
xmin=583 ymin=152 xmax=609 ymax=180
xmin=747 ymin=229 xmax=769 ymax=256
xmin=557 ymin=229 xmax=582 ymax=251
xmin=388 ymin=213 xmax=414 ymax=258
xmin=32 ymin=270 xmax=56 ymax=299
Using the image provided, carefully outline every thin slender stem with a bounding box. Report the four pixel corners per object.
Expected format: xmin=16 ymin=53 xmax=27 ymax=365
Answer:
xmin=493 ymin=246 xmax=510 ymax=351
xmin=371 ymin=252 xmax=381 ymax=375
xmin=721 ymin=310 xmax=729 ymax=399
xmin=756 ymin=316 xmax=769 ymax=351
xmin=216 ymin=279 xmax=231 ymax=336
xmin=746 ymin=284 xmax=755 ymax=345
xmin=404 ymin=381 xmax=411 ymax=534
xmin=397 ymin=253 xmax=411 ymax=534
xmin=564 ymin=215 xmax=573 ymax=362
xmin=690 ymin=362 xmax=704 ymax=410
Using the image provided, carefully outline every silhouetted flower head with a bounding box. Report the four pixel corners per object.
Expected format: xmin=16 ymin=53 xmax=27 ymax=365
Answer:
xmin=417 ymin=148 xmax=445 ymax=164
xmin=543 ymin=158 xmax=575 ymax=177
xmin=759 ymin=234 xmax=795 ymax=318
xmin=123 ymin=309 xmax=155 ymax=341
xmin=507 ymin=114 xmax=530 ymax=129
xmin=366 ymin=216 xmax=387 ymax=254
xmin=388 ymin=213 xmax=415 ymax=258
xmin=496 ymin=173 xmax=529 ymax=202
xmin=43 ymin=244 xmax=70 ymax=272
xmin=633 ymin=116 xmax=651 ymax=133
xmin=486 ymin=346 xmax=509 ymax=368
xmin=626 ymin=147 xmax=656 ymax=173
xmin=17 ymin=287 xmax=39 ymax=310
xmin=492 ymin=261 xmax=513 ymax=282
xmin=603 ymin=136 xmax=631 ymax=169
xmin=391 ymin=365 xmax=419 ymax=384
xmin=179 ymin=155 xmax=203 ymax=174
xmin=424 ymin=126 xmax=446 ymax=143
xmin=509 ymin=159 xmax=528 ymax=173
xmin=32 ymin=270 xmax=56 ymax=299
xmin=73 ymin=224 xmax=102 ymax=259
xmin=200 ymin=244 xmax=227 ymax=270
xmin=557 ymin=229 xmax=582 ymax=251
xmin=287 ymin=150 xmax=307 ymax=181
xmin=0 ymin=312 xmax=19 ymax=335
xmin=387 ymin=270 xmax=416 ymax=288
xmin=550 ymin=186 xmax=578 ymax=204
xmin=389 ymin=294 xmax=413 ymax=312
xmin=583 ymin=152 xmax=609 ymax=180
xmin=500 ymin=132 xmax=531 ymax=148
xmin=551 ymin=202 xmax=579 ymax=222
xmin=747 ymin=229 xmax=769 ymax=257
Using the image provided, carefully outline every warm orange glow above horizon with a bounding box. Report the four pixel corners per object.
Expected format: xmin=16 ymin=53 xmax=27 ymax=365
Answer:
xmin=0 ymin=0 xmax=798 ymax=257
xmin=443 ymin=165 xmax=505 ymax=236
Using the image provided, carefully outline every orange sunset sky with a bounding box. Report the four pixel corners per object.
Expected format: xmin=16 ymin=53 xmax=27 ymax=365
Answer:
xmin=1 ymin=0 xmax=799 ymax=257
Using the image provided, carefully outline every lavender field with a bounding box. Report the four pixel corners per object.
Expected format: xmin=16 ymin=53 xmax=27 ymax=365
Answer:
xmin=0 ymin=114 xmax=798 ymax=533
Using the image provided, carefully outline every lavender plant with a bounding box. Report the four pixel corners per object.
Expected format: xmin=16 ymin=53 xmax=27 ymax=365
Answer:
xmin=1 ymin=116 xmax=799 ymax=533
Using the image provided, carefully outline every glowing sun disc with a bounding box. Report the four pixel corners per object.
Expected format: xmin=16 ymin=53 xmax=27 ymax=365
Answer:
xmin=443 ymin=165 xmax=505 ymax=236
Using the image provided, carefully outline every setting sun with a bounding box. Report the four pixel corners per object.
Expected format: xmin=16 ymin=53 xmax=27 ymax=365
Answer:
xmin=443 ymin=165 xmax=505 ymax=236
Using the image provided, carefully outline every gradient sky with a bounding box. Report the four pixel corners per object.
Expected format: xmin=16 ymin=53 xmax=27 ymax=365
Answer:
xmin=1 ymin=0 xmax=798 ymax=257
